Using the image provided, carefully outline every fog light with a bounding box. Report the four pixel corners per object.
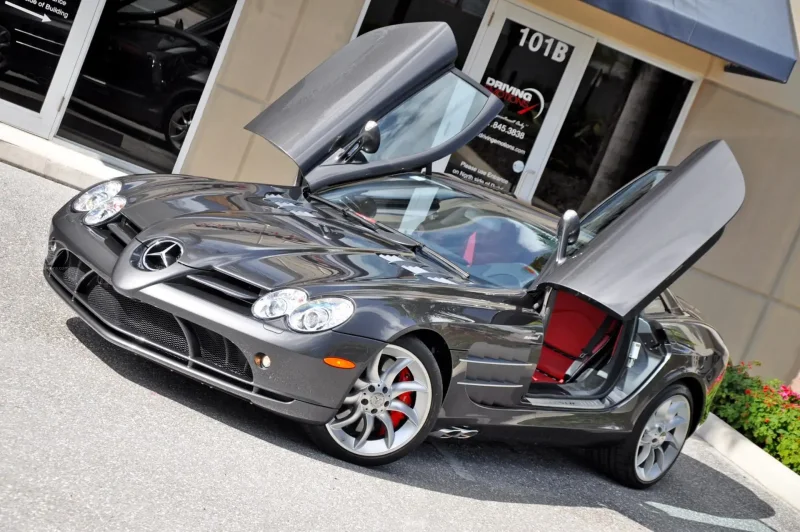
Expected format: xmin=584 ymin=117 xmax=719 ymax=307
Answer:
xmin=45 ymin=240 xmax=58 ymax=264
xmin=254 ymin=353 xmax=271 ymax=369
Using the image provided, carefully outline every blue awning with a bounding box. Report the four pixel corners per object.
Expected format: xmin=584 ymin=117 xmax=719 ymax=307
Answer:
xmin=581 ymin=0 xmax=798 ymax=83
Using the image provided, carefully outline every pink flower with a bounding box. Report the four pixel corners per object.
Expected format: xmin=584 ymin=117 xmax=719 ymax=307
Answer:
xmin=779 ymin=385 xmax=800 ymax=401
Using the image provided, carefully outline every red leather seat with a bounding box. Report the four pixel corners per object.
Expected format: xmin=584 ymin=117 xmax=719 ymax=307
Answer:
xmin=532 ymin=291 xmax=618 ymax=383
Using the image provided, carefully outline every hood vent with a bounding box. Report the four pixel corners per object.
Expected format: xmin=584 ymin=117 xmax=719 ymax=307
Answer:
xmin=90 ymin=215 xmax=142 ymax=254
xmin=186 ymin=272 xmax=263 ymax=304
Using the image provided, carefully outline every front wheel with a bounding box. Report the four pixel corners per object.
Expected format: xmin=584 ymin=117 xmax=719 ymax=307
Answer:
xmin=164 ymin=100 xmax=197 ymax=153
xmin=305 ymin=337 xmax=443 ymax=466
xmin=591 ymin=383 xmax=694 ymax=488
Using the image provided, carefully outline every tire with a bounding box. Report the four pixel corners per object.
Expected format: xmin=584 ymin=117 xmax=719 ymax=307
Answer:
xmin=590 ymin=383 xmax=693 ymax=489
xmin=163 ymin=98 xmax=198 ymax=153
xmin=305 ymin=336 xmax=443 ymax=467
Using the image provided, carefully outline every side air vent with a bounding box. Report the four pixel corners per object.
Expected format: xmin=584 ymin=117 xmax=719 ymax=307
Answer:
xmin=51 ymin=250 xmax=91 ymax=293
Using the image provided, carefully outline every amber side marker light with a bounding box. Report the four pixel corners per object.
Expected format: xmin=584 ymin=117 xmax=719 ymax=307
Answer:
xmin=323 ymin=357 xmax=356 ymax=369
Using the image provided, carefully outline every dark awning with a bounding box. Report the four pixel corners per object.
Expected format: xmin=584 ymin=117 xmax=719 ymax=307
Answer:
xmin=581 ymin=0 xmax=798 ymax=83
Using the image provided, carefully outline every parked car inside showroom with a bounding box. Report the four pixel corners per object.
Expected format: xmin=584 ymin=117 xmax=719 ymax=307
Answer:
xmin=43 ymin=22 xmax=745 ymax=488
xmin=0 ymin=0 xmax=231 ymax=151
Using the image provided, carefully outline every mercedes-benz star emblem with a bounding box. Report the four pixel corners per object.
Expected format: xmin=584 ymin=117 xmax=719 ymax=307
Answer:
xmin=141 ymin=239 xmax=183 ymax=271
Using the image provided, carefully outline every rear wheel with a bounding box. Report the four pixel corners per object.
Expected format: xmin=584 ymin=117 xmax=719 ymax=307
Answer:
xmin=590 ymin=383 xmax=693 ymax=488
xmin=305 ymin=337 xmax=443 ymax=466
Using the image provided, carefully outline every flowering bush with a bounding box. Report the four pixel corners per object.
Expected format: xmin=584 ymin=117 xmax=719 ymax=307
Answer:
xmin=711 ymin=361 xmax=800 ymax=474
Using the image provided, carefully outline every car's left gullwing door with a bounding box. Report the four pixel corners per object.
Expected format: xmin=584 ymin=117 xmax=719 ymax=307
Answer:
xmin=244 ymin=22 xmax=502 ymax=190
xmin=533 ymin=140 xmax=745 ymax=320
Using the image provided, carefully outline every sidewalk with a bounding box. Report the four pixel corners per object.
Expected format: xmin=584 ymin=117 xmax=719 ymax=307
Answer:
xmin=0 ymin=123 xmax=130 ymax=190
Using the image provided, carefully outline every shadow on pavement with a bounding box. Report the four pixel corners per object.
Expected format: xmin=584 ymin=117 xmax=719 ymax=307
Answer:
xmin=68 ymin=317 xmax=779 ymax=532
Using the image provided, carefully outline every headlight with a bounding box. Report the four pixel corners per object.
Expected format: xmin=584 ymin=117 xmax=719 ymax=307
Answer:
xmin=251 ymin=289 xmax=308 ymax=319
xmin=287 ymin=297 xmax=354 ymax=333
xmin=73 ymin=180 xmax=122 ymax=212
xmin=83 ymin=196 xmax=127 ymax=226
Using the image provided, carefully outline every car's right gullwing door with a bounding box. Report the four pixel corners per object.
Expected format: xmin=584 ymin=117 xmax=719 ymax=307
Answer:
xmin=533 ymin=140 xmax=745 ymax=320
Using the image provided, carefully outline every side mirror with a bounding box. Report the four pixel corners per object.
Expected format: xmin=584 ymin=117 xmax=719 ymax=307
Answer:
xmin=527 ymin=209 xmax=580 ymax=293
xmin=359 ymin=120 xmax=380 ymax=154
xmin=338 ymin=120 xmax=381 ymax=162
xmin=555 ymin=209 xmax=580 ymax=264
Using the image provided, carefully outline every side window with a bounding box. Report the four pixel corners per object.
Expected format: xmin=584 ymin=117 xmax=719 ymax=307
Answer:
xmin=366 ymin=73 xmax=487 ymax=161
xmin=581 ymin=169 xmax=669 ymax=233
xmin=571 ymin=168 xmax=669 ymax=252
xmin=326 ymin=72 xmax=488 ymax=165
xmin=643 ymin=295 xmax=669 ymax=315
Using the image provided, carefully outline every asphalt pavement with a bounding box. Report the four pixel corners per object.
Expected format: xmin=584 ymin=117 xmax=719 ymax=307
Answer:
xmin=1 ymin=163 xmax=799 ymax=532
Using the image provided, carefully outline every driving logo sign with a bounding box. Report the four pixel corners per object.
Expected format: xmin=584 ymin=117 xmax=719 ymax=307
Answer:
xmin=484 ymin=77 xmax=545 ymax=118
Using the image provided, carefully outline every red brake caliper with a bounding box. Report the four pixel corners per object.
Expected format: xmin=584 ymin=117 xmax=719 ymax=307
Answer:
xmin=377 ymin=367 xmax=414 ymax=436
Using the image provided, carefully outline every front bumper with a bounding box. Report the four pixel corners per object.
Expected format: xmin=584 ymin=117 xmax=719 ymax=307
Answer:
xmin=44 ymin=212 xmax=385 ymax=425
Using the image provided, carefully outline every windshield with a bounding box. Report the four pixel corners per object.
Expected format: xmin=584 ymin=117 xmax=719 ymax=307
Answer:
xmin=318 ymin=175 xmax=556 ymax=288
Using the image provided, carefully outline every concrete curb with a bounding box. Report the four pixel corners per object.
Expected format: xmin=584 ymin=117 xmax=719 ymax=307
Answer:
xmin=0 ymin=141 xmax=97 ymax=190
xmin=0 ymin=123 xmax=127 ymax=191
xmin=695 ymin=413 xmax=800 ymax=511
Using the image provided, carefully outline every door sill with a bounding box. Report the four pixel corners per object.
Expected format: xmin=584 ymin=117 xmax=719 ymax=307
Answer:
xmin=523 ymin=395 xmax=608 ymax=410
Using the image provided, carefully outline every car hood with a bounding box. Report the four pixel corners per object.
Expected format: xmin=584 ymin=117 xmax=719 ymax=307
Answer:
xmin=116 ymin=175 xmax=479 ymax=292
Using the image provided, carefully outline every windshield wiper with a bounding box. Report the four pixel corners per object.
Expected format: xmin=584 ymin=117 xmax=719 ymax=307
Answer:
xmin=307 ymin=194 xmax=469 ymax=280
xmin=307 ymin=193 xmax=383 ymax=233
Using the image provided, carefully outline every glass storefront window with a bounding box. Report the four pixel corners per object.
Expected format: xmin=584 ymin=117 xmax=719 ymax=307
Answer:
xmin=55 ymin=0 xmax=236 ymax=172
xmin=533 ymin=44 xmax=691 ymax=215
xmin=0 ymin=0 xmax=82 ymax=112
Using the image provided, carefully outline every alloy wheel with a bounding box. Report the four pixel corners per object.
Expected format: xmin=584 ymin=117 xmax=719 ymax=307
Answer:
xmin=167 ymin=103 xmax=196 ymax=150
xmin=325 ymin=344 xmax=432 ymax=457
xmin=635 ymin=394 xmax=691 ymax=482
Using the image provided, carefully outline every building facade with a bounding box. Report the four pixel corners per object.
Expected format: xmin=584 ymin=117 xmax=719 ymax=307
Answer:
xmin=2 ymin=0 xmax=800 ymax=386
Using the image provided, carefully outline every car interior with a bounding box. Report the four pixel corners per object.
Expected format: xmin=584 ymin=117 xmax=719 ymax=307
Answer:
xmin=523 ymin=288 xmax=626 ymax=399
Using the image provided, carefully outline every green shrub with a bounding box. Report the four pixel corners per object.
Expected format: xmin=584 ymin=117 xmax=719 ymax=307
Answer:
xmin=711 ymin=361 xmax=800 ymax=474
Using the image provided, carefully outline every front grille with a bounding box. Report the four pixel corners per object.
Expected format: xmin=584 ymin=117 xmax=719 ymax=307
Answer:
xmin=85 ymin=277 xmax=190 ymax=357
xmin=191 ymin=324 xmax=254 ymax=380
xmin=48 ymin=250 xmax=254 ymax=385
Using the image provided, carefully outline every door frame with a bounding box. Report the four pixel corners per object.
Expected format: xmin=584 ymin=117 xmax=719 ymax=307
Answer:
xmin=172 ymin=0 xmax=247 ymax=173
xmin=0 ymin=0 xmax=106 ymax=137
xmin=349 ymin=0 xmax=702 ymax=200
